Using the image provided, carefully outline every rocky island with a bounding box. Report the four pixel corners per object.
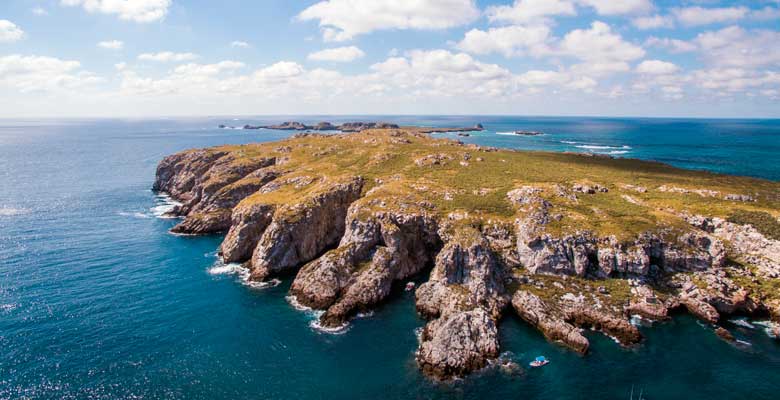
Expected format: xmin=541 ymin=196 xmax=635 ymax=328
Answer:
xmin=153 ymin=127 xmax=780 ymax=380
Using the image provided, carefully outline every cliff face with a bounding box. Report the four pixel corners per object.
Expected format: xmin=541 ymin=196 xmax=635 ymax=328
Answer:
xmin=154 ymin=128 xmax=780 ymax=380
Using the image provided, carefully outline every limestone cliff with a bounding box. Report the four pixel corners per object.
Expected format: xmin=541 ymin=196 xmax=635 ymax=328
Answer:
xmin=154 ymin=128 xmax=780 ymax=380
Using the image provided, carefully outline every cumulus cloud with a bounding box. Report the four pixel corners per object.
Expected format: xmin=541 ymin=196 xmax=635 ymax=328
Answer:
xmin=636 ymin=60 xmax=679 ymax=75
xmin=577 ymin=0 xmax=653 ymax=16
xmin=60 ymin=0 xmax=171 ymax=23
xmin=138 ymin=51 xmax=198 ymax=62
xmin=671 ymin=6 xmax=748 ymax=27
xmin=632 ymin=15 xmax=674 ymax=30
xmin=645 ymin=37 xmax=696 ymax=53
xmin=558 ymin=21 xmax=645 ymax=62
xmin=98 ymin=40 xmax=124 ymax=50
xmin=693 ymin=26 xmax=780 ymax=68
xmin=297 ymin=0 xmax=479 ymax=42
xmin=486 ymin=0 xmax=576 ymax=24
xmin=231 ymin=41 xmax=250 ymax=48
xmin=455 ymin=25 xmax=552 ymax=58
xmin=32 ymin=7 xmax=48 ymax=16
xmin=308 ymin=46 xmax=365 ymax=62
xmin=0 ymin=20 xmax=25 ymax=43
xmin=0 ymin=54 xmax=104 ymax=92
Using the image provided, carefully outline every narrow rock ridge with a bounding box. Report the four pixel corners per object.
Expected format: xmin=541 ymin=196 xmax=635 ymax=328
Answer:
xmin=153 ymin=129 xmax=780 ymax=381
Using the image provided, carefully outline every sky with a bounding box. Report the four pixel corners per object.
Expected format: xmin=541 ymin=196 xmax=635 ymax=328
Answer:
xmin=0 ymin=0 xmax=779 ymax=118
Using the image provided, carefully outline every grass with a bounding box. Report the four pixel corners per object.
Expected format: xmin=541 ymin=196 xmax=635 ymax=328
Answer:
xmin=205 ymin=128 xmax=779 ymax=242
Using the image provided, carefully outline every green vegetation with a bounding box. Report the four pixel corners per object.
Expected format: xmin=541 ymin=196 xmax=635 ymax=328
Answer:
xmin=728 ymin=210 xmax=780 ymax=241
xmin=214 ymin=128 xmax=779 ymax=241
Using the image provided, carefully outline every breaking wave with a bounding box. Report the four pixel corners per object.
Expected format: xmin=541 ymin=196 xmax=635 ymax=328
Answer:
xmin=150 ymin=194 xmax=182 ymax=219
xmin=207 ymin=260 xmax=281 ymax=289
xmin=286 ymin=295 xmax=350 ymax=335
xmin=575 ymin=145 xmax=632 ymax=150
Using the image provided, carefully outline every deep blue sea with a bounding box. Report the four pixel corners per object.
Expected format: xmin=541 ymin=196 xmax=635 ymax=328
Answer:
xmin=1 ymin=116 xmax=779 ymax=400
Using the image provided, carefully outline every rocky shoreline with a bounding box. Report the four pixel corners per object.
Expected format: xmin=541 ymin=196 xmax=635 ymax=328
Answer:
xmin=154 ymin=127 xmax=780 ymax=380
xmin=218 ymin=121 xmax=485 ymax=134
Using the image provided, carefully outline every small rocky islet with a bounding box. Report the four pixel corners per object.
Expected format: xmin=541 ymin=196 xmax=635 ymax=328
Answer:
xmin=153 ymin=127 xmax=780 ymax=380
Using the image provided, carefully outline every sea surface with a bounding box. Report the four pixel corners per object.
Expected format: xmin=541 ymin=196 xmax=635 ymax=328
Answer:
xmin=1 ymin=116 xmax=779 ymax=400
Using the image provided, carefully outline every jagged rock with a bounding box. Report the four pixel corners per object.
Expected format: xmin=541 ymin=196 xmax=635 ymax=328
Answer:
xmin=572 ymin=183 xmax=608 ymax=194
xmin=715 ymin=327 xmax=735 ymax=342
xmin=565 ymin=307 xmax=642 ymax=345
xmin=416 ymin=309 xmax=499 ymax=380
xmin=512 ymin=290 xmax=589 ymax=353
xmin=685 ymin=215 xmax=780 ymax=278
xmin=249 ymin=177 xmax=364 ymax=281
xmin=220 ymin=202 xmax=275 ymax=263
xmin=415 ymin=233 xmax=508 ymax=379
xmin=680 ymin=296 xmax=720 ymax=323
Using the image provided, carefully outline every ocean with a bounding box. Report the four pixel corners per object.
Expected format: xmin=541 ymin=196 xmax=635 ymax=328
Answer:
xmin=1 ymin=116 xmax=779 ymax=400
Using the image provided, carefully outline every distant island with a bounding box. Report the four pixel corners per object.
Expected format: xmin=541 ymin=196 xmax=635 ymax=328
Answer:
xmin=154 ymin=126 xmax=780 ymax=380
xmin=218 ymin=121 xmax=485 ymax=134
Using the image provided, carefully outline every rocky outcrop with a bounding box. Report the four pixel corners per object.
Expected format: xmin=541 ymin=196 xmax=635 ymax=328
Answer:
xmin=417 ymin=309 xmax=499 ymax=379
xmin=153 ymin=128 xmax=780 ymax=381
xmin=248 ymin=177 xmax=365 ymax=281
xmin=415 ymin=233 xmax=509 ymax=379
xmin=685 ymin=214 xmax=780 ymax=278
xmin=512 ymin=290 xmax=589 ymax=353
xmin=512 ymin=186 xmax=726 ymax=279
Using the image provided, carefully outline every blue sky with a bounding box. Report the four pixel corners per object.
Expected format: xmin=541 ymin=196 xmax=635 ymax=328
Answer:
xmin=0 ymin=0 xmax=779 ymax=117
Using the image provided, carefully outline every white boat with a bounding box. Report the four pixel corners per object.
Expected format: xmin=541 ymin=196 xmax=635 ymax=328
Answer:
xmin=405 ymin=282 xmax=415 ymax=291
xmin=529 ymin=356 xmax=549 ymax=367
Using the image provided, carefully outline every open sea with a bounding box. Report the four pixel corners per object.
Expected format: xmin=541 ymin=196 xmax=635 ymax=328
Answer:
xmin=1 ymin=116 xmax=779 ymax=400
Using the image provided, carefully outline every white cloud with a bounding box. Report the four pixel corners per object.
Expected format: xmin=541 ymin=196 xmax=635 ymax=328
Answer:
xmin=577 ymin=0 xmax=653 ymax=16
xmin=308 ymin=46 xmax=366 ymax=62
xmin=0 ymin=20 xmax=25 ymax=43
xmin=636 ymin=60 xmax=679 ymax=75
xmin=98 ymin=40 xmax=124 ymax=50
xmin=138 ymin=51 xmax=198 ymax=62
xmin=693 ymin=26 xmax=780 ymax=68
xmin=32 ymin=7 xmax=49 ymax=16
xmin=455 ymin=25 xmax=552 ymax=58
xmin=486 ymin=0 xmax=575 ymax=24
xmin=297 ymin=0 xmax=479 ymax=42
xmin=632 ymin=14 xmax=674 ymax=30
xmin=0 ymin=54 xmax=104 ymax=92
xmin=115 ymin=62 xmax=127 ymax=70
xmin=691 ymin=68 xmax=780 ymax=93
xmin=750 ymin=6 xmax=780 ymax=21
xmin=60 ymin=0 xmax=171 ymax=23
xmin=671 ymin=7 xmax=748 ymax=27
xmin=231 ymin=41 xmax=250 ymax=48
xmin=173 ymin=61 xmax=245 ymax=76
xmin=558 ymin=21 xmax=645 ymax=62
xmin=645 ymin=37 xmax=696 ymax=53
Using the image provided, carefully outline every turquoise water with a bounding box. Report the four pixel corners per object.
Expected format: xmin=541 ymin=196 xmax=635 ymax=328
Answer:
xmin=1 ymin=117 xmax=779 ymax=399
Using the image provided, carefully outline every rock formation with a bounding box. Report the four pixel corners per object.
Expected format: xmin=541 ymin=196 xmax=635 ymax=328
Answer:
xmin=154 ymin=128 xmax=780 ymax=380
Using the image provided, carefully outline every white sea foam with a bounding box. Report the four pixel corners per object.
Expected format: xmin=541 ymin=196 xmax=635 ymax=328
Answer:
xmin=735 ymin=339 xmax=752 ymax=346
xmin=729 ymin=318 xmax=756 ymax=329
xmin=208 ymin=260 xmax=280 ymax=289
xmin=118 ymin=211 xmax=152 ymax=219
xmin=0 ymin=303 xmax=18 ymax=312
xmin=286 ymin=295 xmax=351 ymax=334
xmin=608 ymin=150 xmax=630 ymax=155
xmin=561 ymin=140 xmax=578 ymax=144
xmin=150 ymin=194 xmax=182 ymax=218
xmin=0 ymin=207 xmax=29 ymax=216
xmin=496 ymin=131 xmax=545 ymax=136
xmin=576 ymin=144 xmax=632 ymax=150
xmin=754 ymin=321 xmax=780 ymax=339
xmin=208 ymin=262 xmax=243 ymax=275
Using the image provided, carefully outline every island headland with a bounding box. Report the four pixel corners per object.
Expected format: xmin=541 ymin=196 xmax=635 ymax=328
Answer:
xmin=153 ymin=127 xmax=780 ymax=380
xmin=219 ymin=120 xmax=485 ymax=134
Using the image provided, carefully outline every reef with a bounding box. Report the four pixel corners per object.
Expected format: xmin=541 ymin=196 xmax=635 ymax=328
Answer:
xmin=154 ymin=127 xmax=780 ymax=380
